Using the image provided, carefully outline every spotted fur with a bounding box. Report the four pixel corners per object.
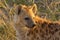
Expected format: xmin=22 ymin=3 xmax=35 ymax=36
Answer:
xmin=14 ymin=4 xmax=60 ymax=40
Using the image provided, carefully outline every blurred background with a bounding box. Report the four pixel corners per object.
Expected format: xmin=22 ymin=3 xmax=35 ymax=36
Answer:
xmin=1 ymin=0 xmax=60 ymax=21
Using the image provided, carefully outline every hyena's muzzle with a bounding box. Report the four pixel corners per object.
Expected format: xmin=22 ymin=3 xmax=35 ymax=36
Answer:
xmin=24 ymin=17 xmax=36 ymax=28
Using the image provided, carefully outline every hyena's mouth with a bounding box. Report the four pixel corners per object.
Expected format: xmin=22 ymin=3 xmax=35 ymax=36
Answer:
xmin=25 ymin=24 xmax=36 ymax=28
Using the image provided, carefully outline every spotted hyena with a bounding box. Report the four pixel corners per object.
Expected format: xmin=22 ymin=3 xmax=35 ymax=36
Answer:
xmin=14 ymin=4 xmax=60 ymax=40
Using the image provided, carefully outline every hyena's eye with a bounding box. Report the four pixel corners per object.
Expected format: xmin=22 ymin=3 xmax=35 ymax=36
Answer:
xmin=25 ymin=17 xmax=30 ymax=20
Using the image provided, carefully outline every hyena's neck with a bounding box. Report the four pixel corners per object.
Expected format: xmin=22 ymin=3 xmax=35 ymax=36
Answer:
xmin=15 ymin=23 xmax=30 ymax=40
xmin=34 ymin=16 xmax=51 ymax=23
xmin=34 ymin=16 xmax=60 ymax=27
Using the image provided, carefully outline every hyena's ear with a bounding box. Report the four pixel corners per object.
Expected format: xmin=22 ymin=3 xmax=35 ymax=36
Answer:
xmin=15 ymin=5 xmax=22 ymax=15
xmin=32 ymin=4 xmax=37 ymax=14
xmin=15 ymin=4 xmax=27 ymax=15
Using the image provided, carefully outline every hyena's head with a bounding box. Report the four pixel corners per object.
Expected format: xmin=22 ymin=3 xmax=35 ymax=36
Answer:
xmin=14 ymin=4 xmax=37 ymax=28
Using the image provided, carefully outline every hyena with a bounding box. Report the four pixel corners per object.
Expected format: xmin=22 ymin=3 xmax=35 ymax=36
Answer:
xmin=14 ymin=4 xmax=60 ymax=40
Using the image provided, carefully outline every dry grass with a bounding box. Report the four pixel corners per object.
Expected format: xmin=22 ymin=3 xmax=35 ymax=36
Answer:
xmin=0 ymin=0 xmax=60 ymax=40
xmin=0 ymin=0 xmax=17 ymax=40
xmin=0 ymin=19 xmax=17 ymax=40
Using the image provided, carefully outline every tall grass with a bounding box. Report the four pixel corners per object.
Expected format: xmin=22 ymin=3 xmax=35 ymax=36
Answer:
xmin=0 ymin=0 xmax=17 ymax=40
xmin=1 ymin=0 xmax=60 ymax=21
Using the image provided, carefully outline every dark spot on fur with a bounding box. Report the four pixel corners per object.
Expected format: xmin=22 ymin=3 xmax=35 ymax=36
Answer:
xmin=55 ymin=29 xmax=58 ymax=32
xmin=37 ymin=37 xmax=39 ymax=40
xmin=48 ymin=23 xmax=54 ymax=29
xmin=42 ymin=22 xmax=48 ymax=28
xmin=55 ymin=37 xmax=59 ymax=40
xmin=59 ymin=32 xmax=60 ymax=35
xmin=27 ymin=32 xmax=30 ymax=36
xmin=46 ymin=29 xmax=48 ymax=32
xmin=54 ymin=23 xmax=58 ymax=26
xmin=34 ymin=28 xmax=38 ymax=33
xmin=35 ymin=29 xmax=38 ymax=33
xmin=46 ymin=29 xmax=49 ymax=35
xmin=40 ymin=29 xmax=43 ymax=33
xmin=40 ymin=33 xmax=44 ymax=37
xmin=36 ymin=21 xmax=37 ymax=23
xmin=51 ymin=31 xmax=55 ymax=35
xmin=49 ymin=31 xmax=54 ymax=35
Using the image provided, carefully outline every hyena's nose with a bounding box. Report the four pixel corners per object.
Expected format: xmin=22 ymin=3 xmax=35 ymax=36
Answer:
xmin=32 ymin=24 xmax=36 ymax=27
xmin=27 ymin=24 xmax=36 ymax=28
